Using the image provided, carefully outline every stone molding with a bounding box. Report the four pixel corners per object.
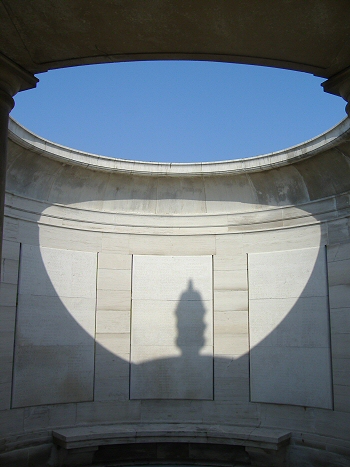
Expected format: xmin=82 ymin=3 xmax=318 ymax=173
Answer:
xmin=8 ymin=117 xmax=350 ymax=176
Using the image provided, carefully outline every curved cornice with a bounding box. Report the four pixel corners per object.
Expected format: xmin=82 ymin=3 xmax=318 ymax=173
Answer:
xmin=8 ymin=117 xmax=350 ymax=177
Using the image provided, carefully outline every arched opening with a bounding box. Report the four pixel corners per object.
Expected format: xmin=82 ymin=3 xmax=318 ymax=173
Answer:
xmin=11 ymin=61 xmax=345 ymax=163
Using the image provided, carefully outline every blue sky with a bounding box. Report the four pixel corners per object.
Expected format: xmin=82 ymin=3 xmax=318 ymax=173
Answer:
xmin=10 ymin=61 xmax=346 ymax=163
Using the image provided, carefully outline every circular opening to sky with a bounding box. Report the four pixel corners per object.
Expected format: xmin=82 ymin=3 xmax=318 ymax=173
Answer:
xmin=10 ymin=61 xmax=346 ymax=164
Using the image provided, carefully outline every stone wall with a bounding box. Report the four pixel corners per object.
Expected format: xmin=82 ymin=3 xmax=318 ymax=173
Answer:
xmin=1 ymin=119 xmax=350 ymax=466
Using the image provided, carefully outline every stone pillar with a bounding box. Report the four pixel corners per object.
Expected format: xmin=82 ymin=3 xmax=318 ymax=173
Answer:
xmin=0 ymin=54 xmax=37 ymax=266
xmin=322 ymin=67 xmax=350 ymax=117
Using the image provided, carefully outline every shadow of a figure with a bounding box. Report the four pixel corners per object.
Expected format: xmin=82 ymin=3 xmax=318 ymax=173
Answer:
xmin=175 ymin=279 xmax=206 ymax=356
xmin=130 ymin=279 xmax=213 ymax=400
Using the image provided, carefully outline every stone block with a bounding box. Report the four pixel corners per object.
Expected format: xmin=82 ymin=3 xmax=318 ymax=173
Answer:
xmin=3 ymin=217 xmax=18 ymax=241
xmin=23 ymin=406 xmax=50 ymax=432
xmin=214 ymin=354 xmax=249 ymax=379
xmin=48 ymin=403 xmax=78 ymax=428
xmin=331 ymin=333 xmax=350 ymax=358
xmin=213 ymin=254 xmax=247 ymax=271
xmin=0 ymin=358 xmax=13 ymax=383
xmin=39 ymin=225 xmax=102 ymax=252
xmin=214 ymin=334 xmax=249 ymax=356
xmin=249 ymin=296 xmax=330 ymax=348
xmin=1 ymin=258 xmax=19 ymax=284
xmin=0 ymin=407 xmax=24 ymax=436
xmin=0 ymin=282 xmax=17 ymax=306
xmin=129 ymin=235 xmax=215 ymax=256
xmin=94 ymin=346 xmax=130 ymax=401
xmin=214 ymin=310 xmax=248 ymax=335
xmin=214 ymin=269 xmax=248 ymax=290
xmin=132 ymin=255 xmax=212 ymax=301
xmin=97 ymin=268 xmax=131 ymax=291
xmin=96 ymin=333 xmax=130 ymax=355
xmin=327 ymin=258 xmax=350 ymax=286
xmin=334 ymin=384 xmax=350 ymax=412
xmin=19 ymin=244 xmax=97 ymax=299
xmin=76 ymin=401 xmax=141 ymax=425
xmin=0 ymin=382 xmax=12 ymax=410
xmin=96 ymin=310 xmax=130 ymax=334
xmin=327 ymin=242 xmax=350 ymax=262
xmin=214 ymin=290 xmax=248 ymax=311
xmin=2 ymin=239 xmax=20 ymax=261
xmin=331 ymin=356 xmax=350 ymax=386
xmin=243 ymin=223 xmax=325 ymax=253
xmin=132 ymin=299 xmax=213 ymax=347
xmin=328 ymin=218 xmax=350 ymax=244
xmin=96 ymin=289 xmax=131 ymax=310
xmin=330 ymin=308 xmax=350 ymax=334
xmin=329 ymin=284 xmax=350 ymax=309
xmin=139 ymin=399 xmax=203 ymax=423
xmin=130 ymin=346 xmax=213 ymax=399
xmin=215 ymin=234 xmax=244 ymax=255
xmin=98 ymin=252 xmax=131 ymax=269
xmin=214 ymin=376 xmax=250 ymax=401
xmin=16 ymin=295 xmax=96 ymax=345
xmin=248 ymin=246 xmax=327 ymax=300
xmin=0 ymin=306 xmax=16 ymax=332
xmin=12 ymin=344 xmax=94 ymax=407
xmin=0 ymin=331 xmax=15 ymax=358
xmin=250 ymin=346 xmax=333 ymax=408
xmin=94 ymin=374 xmax=129 ymax=401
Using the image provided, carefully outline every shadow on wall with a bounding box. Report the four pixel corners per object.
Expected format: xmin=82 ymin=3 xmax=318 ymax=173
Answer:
xmin=130 ymin=279 xmax=213 ymax=401
xmin=10 ymin=220 xmax=333 ymax=417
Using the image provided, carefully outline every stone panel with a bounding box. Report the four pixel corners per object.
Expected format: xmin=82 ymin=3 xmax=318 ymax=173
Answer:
xmin=327 ymin=242 xmax=350 ymax=412
xmin=248 ymin=247 xmax=332 ymax=409
xmin=130 ymin=255 xmax=213 ymax=399
xmin=12 ymin=244 xmax=97 ymax=407
xmin=0 ymin=240 xmax=19 ymax=410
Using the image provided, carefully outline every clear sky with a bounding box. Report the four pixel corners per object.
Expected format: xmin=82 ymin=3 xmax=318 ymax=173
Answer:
xmin=10 ymin=61 xmax=346 ymax=163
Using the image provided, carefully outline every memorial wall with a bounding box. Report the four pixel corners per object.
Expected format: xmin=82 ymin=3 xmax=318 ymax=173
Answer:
xmin=1 ymin=117 xmax=350 ymax=466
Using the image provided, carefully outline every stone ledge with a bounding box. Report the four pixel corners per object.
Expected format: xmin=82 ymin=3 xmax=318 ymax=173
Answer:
xmin=52 ymin=423 xmax=291 ymax=451
xmin=51 ymin=425 xmax=291 ymax=467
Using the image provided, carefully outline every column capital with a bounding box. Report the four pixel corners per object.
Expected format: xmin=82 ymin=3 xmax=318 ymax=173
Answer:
xmin=0 ymin=52 xmax=38 ymax=99
xmin=322 ymin=67 xmax=350 ymax=117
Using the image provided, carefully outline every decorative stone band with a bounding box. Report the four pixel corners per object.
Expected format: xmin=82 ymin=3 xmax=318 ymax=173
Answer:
xmin=8 ymin=116 xmax=350 ymax=176
xmin=53 ymin=423 xmax=291 ymax=449
xmin=52 ymin=424 xmax=291 ymax=467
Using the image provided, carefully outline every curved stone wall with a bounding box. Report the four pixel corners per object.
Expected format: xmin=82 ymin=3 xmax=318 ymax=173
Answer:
xmin=1 ymin=118 xmax=350 ymax=466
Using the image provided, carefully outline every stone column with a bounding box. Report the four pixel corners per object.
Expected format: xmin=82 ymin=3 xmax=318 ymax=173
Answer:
xmin=0 ymin=54 xmax=37 ymax=267
xmin=322 ymin=67 xmax=350 ymax=117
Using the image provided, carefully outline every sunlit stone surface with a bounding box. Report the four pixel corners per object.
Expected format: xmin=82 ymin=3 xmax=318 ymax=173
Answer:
xmin=130 ymin=255 xmax=213 ymax=399
xmin=1 ymin=117 xmax=350 ymax=466
xmin=12 ymin=245 xmax=97 ymax=407
xmin=248 ymin=247 xmax=332 ymax=408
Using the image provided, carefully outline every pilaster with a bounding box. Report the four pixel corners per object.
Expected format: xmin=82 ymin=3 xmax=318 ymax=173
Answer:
xmin=0 ymin=53 xmax=37 ymax=263
xmin=322 ymin=67 xmax=350 ymax=117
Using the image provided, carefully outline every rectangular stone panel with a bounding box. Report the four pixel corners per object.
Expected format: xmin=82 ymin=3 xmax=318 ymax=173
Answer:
xmin=327 ymin=242 xmax=350 ymax=412
xmin=12 ymin=244 xmax=97 ymax=407
xmin=130 ymin=255 xmax=213 ymax=399
xmin=248 ymin=247 xmax=333 ymax=409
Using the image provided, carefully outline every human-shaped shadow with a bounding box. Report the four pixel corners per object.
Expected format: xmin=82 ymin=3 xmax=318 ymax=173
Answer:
xmin=130 ymin=279 xmax=213 ymax=400
xmin=175 ymin=279 xmax=206 ymax=356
